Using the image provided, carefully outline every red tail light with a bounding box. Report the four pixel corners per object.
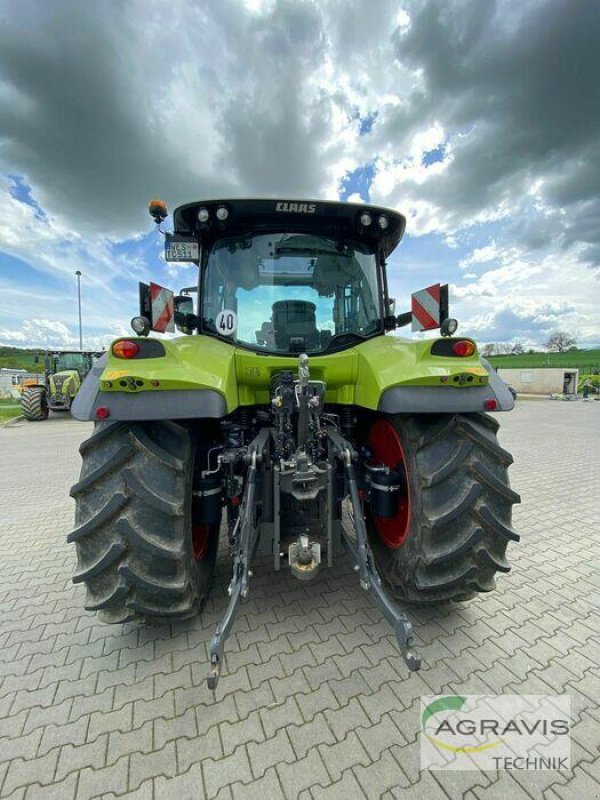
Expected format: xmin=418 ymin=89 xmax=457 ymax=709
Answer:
xmin=95 ymin=406 xmax=110 ymax=419
xmin=485 ymin=399 xmax=498 ymax=411
xmin=112 ymin=340 xmax=140 ymax=359
xmin=452 ymin=340 xmax=476 ymax=357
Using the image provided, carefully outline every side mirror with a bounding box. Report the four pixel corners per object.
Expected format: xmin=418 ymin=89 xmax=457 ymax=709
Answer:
xmin=174 ymin=295 xmax=197 ymax=335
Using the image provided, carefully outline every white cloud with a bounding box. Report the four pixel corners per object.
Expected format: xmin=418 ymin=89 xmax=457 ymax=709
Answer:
xmin=346 ymin=192 xmax=366 ymax=204
xmin=0 ymin=317 xmax=130 ymax=350
xmin=459 ymin=241 xmax=501 ymax=268
xmin=451 ymin=249 xmax=599 ymax=346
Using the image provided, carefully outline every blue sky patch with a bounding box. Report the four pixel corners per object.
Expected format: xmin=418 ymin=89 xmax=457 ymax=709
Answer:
xmin=339 ymin=163 xmax=375 ymax=202
xmin=422 ymin=145 xmax=446 ymax=166
xmin=8 ymin=175 xmax=48 ymax=220
xmin=359 ymin=112 xmax=377 ymax=136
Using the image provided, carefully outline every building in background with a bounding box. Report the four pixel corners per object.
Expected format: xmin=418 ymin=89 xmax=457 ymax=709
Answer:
xmin=0 ymin=369 xmax=44 ymax=399
xmin=498 ymin=368 xmax=579 ymax=397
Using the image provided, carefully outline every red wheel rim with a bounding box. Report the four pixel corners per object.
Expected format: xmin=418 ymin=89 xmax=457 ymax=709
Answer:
xmin=192 ymin=524 xmax=211 ymax=561
xmin=366 ymin=419 xmax=410 ymax=549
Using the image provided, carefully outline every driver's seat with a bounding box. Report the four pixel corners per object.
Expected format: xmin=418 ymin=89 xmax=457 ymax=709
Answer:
xmin=271 ymin=300 xmax=320 ymax=351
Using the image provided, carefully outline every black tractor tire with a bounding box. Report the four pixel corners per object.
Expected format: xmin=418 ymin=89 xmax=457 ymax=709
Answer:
xmin=364 ymin=413 xmax=520 ymax=604
xmin=22 ymin=387 xmax=49 ymax=421
xmin=68 ymin=420 xmax=220 ymax=623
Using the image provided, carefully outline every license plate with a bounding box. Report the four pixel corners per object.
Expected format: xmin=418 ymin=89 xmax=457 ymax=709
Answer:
xmin=165 ymin=239 xmax=199 ymax=262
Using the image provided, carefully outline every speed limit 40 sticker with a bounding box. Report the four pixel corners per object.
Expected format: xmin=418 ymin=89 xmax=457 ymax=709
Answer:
xmin=215 ymin=309 xmax=237 ymax=336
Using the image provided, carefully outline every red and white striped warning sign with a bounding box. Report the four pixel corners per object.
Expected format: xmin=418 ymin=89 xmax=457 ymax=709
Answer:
xmin=411 ymin=283 xmax=443 ymax=331
xmin=150 ymin=282 xmax=175 ymax=333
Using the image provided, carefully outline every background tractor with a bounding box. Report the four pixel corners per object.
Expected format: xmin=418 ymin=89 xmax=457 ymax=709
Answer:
xmin=70 ymin=199 xmax=519 ymax=689
xmin=22 ymin=350 xmax=101 ymax=421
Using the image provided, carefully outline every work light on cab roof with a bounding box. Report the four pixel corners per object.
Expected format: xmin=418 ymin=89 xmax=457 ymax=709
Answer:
xmin=68 ymin=195 xmax=520 ymax=693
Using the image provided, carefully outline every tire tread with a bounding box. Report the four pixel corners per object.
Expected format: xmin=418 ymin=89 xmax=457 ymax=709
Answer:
xmin=22 ymin=387 xmax=49 ymax=421
xmin=69 ymin=421 xmax=215 ymax=623
xmin=367 ymin=412 xmax=520 ymax=603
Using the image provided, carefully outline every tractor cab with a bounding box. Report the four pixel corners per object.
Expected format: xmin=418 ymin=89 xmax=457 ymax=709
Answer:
xmin=162 ymin=199 xmax=407 ymax=355
xmin=202 ymin=230 xmax=383 ymax=354
xmin=48 ymin=351 xmax=98 ymax=379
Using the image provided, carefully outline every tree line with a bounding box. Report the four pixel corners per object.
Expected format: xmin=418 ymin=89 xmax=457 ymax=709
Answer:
xmin=481 ymin=331 xmax=577 ymax=358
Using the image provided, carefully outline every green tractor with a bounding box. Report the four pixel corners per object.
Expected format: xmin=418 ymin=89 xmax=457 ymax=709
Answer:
xmin=22 ymin=350 xmax=101 ymax=421
xmin=70 ymin=198 xmax=519 ymax=689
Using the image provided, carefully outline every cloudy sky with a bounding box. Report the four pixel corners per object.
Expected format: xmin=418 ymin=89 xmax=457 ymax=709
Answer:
xmin=0 ymin=0 xmax=598 ymax=351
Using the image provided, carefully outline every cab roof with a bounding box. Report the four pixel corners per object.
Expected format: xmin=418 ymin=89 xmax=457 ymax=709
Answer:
xmin=172 ymin=198 xmax=406 ymax=259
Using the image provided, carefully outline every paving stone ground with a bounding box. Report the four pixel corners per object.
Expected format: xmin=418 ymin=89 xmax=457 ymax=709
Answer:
xmin=0 ymin=400 xmax=598 ymax=799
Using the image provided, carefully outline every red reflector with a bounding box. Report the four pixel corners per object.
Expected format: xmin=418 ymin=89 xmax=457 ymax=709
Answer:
xmin=230 ymin=496 xmax=241 ymax=506
xmin=112 ymin=340 xmax=140 ymax=359
xmin=452 ymin=340 xmax=476 ymax=357
xmin=485 ymin=399 xmax=498 ymax=411
xmin=96 ymin=406 xmax=110 ymax=419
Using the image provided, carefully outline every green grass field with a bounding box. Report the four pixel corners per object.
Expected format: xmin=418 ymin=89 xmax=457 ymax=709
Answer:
xmin=488 ymin=349 xmax=600 ymax=371
xmin=0 ymin=398 xmax=21 ymax=423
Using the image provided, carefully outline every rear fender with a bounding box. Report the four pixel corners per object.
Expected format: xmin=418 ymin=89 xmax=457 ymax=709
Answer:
xmin=71 ymin=347 xmax=230 ymax=421
xmin=355 ymin=338 xmax=515 ymax=413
